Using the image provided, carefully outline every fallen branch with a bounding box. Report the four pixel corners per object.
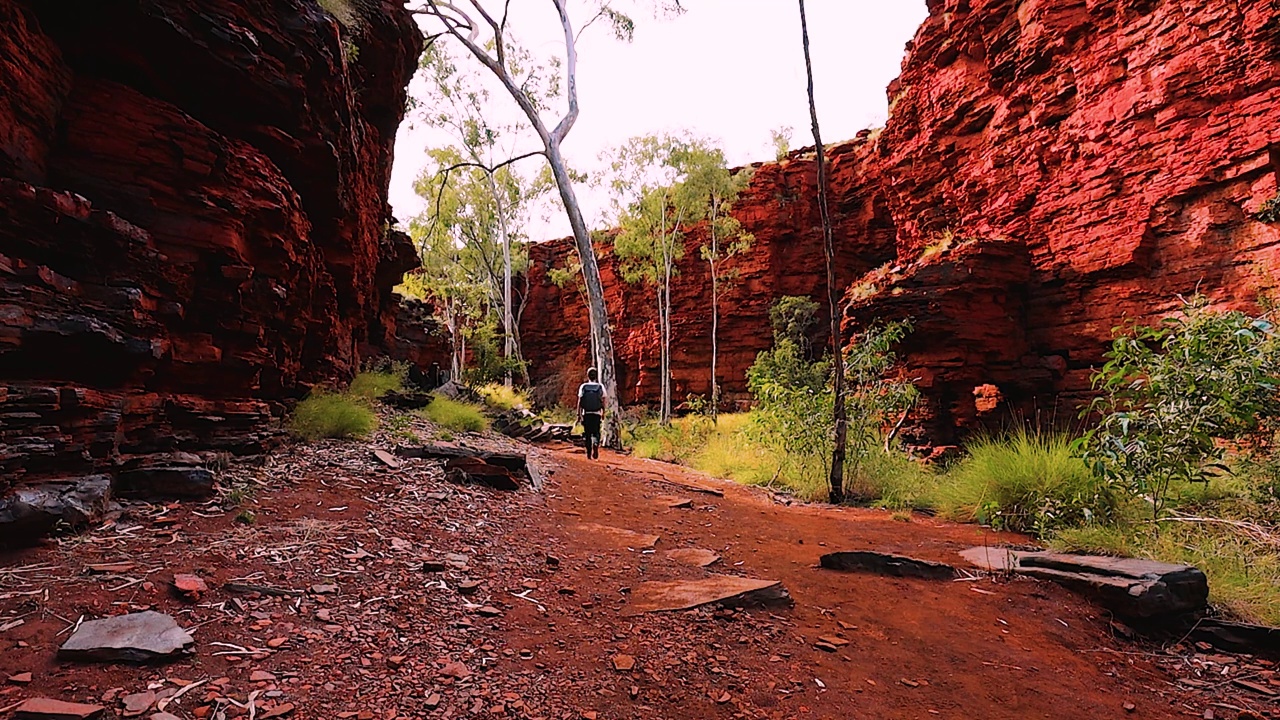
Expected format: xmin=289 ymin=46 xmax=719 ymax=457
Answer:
xmin=157 ymin=678 xmax=209 ymax=711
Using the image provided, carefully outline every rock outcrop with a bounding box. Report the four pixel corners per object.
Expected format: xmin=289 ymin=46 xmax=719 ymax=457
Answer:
xmin=521 ymin=0 xmax=1280 ymax=444
xmin=0 ymin=0 xmax=421 ymax=516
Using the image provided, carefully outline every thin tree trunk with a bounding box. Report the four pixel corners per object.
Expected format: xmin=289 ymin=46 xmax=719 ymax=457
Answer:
xmin=709 ymin=195 xmax=720 ymax=424
xmin=484 ymin=170 xmax=516 ymax=388
xmin=799 ymin=0 xmax=848 ymax=505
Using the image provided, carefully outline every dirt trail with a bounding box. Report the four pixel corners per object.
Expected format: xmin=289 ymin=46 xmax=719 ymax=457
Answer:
xmin=0 ymin=436 xmax=1221 ymax=719
xmin=515 ymin=444 xmax=1190 ymax=719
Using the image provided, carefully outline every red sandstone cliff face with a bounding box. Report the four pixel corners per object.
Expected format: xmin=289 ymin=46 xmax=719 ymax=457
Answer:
xmin=522 ymin=0 xmax=1280 ymax=445
xmin=849 ymin=0 xmax=1280 ymax=444
xmin=0 ymin=0 xmax=422 ymax=496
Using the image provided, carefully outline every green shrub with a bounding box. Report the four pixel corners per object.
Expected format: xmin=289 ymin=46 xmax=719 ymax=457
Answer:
xmin=348 ymin=370 xmax=405 ymax=402
xmin=938 ymin=430 xmax=1118 ymax=537
xmin=477 ymin=383 xmax=529 ymax=412
xmin=1256 ymin=194 xmax=1280 ymax=223
xmin=421 ymin=395 xmax=489 ymax=433
xmin=289 ymin=393 xmax=377 ymax=440
xmin=1079 ymin=297 xmax=1280 ymax=520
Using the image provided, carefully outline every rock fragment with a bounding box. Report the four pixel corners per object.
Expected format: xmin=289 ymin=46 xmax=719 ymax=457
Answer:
xmin=625 ymin=575 xmax=791 ymax=615
xmin=59 ymin=611 xmax=194 ymax=663
xmin=13 ymin=698 xmax=106 ymax=719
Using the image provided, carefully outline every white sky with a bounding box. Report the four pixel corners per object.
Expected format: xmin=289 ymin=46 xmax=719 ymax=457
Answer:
xmin=388 ymin=0 xmax=929 ymax=240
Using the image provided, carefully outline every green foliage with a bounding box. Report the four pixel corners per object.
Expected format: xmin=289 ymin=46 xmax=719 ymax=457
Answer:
xmin=317 ymin=0 xmax=359 ymax=28
xmin=1255 ymin=194 xmax=1280 ymax=223
xmin=1079 ymin=297 xmax=1280 ymax=519
xmin=235 ymin=510 xmax=257 ymax=525
xmin=770 ymin=126 xmax=793 ymax=161
xmin=768 ymin=296 xmax=820 ymax=350
xmin=421 ymin=395 xmax=489 ymax=433
xmin=746 ymin=298 xmax=917 ymax=500
xmin=348 ymin=370 xmax=406 ymax=402
xmin=938 ymin=430 xmax=1119 ymax=536
xmin=477 ymin=383 xmax=529 ymax=411
xmin=289 ymin=392 xmax=377 ymax=441
xmin=843 ymin=322 xmax=918 ymax=488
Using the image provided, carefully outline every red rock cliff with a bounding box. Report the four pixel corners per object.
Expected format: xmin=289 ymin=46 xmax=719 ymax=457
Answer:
xmin=522 ymin=139 xmax=896 ymax=408
xmin=522 ymin=0 xmax=1280 ymax=445
xmin=0 ymin=0 xmax=422 ymax=495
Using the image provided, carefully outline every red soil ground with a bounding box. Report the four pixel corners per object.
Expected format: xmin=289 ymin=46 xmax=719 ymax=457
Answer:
xmin=0 ymin=434 xmax=1264 ymax=719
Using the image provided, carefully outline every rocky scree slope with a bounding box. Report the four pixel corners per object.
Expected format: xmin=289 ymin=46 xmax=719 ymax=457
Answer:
xmin=520 ymin=0 xmax=1280 ymax=447
xmin=0 ymin=0 xmax=422 ymax=536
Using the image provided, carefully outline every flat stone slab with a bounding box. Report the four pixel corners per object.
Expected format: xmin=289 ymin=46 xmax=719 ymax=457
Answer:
xmin=666 ymin=548 xmax=721 ymax=567
xmin=820 ymin=551 xmax=957 ymax=580
xmin=960 ymin=547 xmax=1208 ymax=618
xmin=576 ymin=523 xmax=659 ymax=550
xmin=59 ymin=611 xmax=193 ymax=663
xmin=13 ymin=697 xmax=106 ymax=719
xmin=624 ymin=575 xmax=791 ymax=615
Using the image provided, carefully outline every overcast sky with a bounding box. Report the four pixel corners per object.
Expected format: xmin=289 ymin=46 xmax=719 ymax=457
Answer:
xmin=388 ymin=0 xmax=929 ymax=240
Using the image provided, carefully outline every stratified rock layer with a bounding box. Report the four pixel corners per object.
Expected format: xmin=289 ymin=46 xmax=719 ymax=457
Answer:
xmin=521 ymin=0 xmax=1280 ymax=443
xmin=0 ymin=1 xmax=421 ymax=498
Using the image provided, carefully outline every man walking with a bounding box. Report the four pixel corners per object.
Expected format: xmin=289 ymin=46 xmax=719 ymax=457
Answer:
xmin=577 ymin=368 xmax=606 ymax=460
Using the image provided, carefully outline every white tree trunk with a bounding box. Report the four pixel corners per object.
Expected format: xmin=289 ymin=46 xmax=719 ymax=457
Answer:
xmin=709 ymin=195 xmax=720 ymax=423
xmin=484 ymin=170 xmax=516 ymax=388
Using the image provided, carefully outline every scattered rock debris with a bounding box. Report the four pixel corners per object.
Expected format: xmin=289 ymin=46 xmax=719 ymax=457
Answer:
xmin=0 ymin=419 xmax=1261 ymax=718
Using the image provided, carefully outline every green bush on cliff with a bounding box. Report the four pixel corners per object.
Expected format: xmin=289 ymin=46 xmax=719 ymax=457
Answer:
xmin=289 ymin=392 xmax=378 ymax=441
xmin=1256 ymin=194 xmax=1280 ymax=223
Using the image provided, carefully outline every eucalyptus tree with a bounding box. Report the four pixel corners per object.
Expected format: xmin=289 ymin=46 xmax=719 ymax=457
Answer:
xmin=798 ymin=0 xmax=849 ymax=504
xmin=418 ymin=43 xmax=552 ymax=386
xmin=413 ymin=0 xmax=684 ymax=445
xmin=678 ymin=144 xmax=754 ymax=422
xmin=608 ymin=134 xmax=707 ymax=424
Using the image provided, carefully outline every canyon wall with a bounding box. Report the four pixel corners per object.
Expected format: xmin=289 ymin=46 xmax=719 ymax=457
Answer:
xmin=521 ymin=0 xmax=1280 ymax=445
xmin=0 ymin=0 xmax=422 ymax=523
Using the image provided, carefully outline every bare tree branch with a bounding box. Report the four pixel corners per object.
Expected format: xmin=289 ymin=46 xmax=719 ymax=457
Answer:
xmin=550 ymin=0 xmax=580 ymax=144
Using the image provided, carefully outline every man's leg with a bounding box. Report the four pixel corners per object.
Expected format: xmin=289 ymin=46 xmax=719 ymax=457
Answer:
xmin=584 ymin=415 xmax=601 ymax=459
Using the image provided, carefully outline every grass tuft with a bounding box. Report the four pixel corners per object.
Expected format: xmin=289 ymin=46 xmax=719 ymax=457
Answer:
xmin=348 ymin=370 xmax=405 ymax=402
xmin=935 ymin=430 xmax=1116 ymax=536
xmin=421 ymin=395 xmax=489 ymax=433
xmin=477 ymin=384 xmax=529 ymax=412
xmin=289 ymin=392 xmax=378 ymax=441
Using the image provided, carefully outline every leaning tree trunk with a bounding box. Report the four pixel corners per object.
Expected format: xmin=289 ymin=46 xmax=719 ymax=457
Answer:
xmin=799 ymin=0 xmax=848 ymax=505
xmin=546 ymin=142 xmax=623 ymax=446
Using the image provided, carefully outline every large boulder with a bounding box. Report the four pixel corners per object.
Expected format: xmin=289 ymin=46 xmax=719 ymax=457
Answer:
xmin=0 ymin=474 xmax=111 ymax=542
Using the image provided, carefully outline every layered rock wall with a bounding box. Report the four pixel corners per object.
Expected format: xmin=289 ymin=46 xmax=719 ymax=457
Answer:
xmin=0 ymin=0 xmax=422 ymax=500
xmin=521 ymin=0 xmax=1280 ymax=445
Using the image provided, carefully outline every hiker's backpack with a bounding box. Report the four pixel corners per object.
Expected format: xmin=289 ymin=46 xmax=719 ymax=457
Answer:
xmin=580 ymin=382 xmax=604 ymax=412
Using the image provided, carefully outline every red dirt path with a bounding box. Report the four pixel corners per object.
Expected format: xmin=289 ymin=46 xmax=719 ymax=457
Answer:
xmin=0 ymin=434 xmax=1238 ymax=719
